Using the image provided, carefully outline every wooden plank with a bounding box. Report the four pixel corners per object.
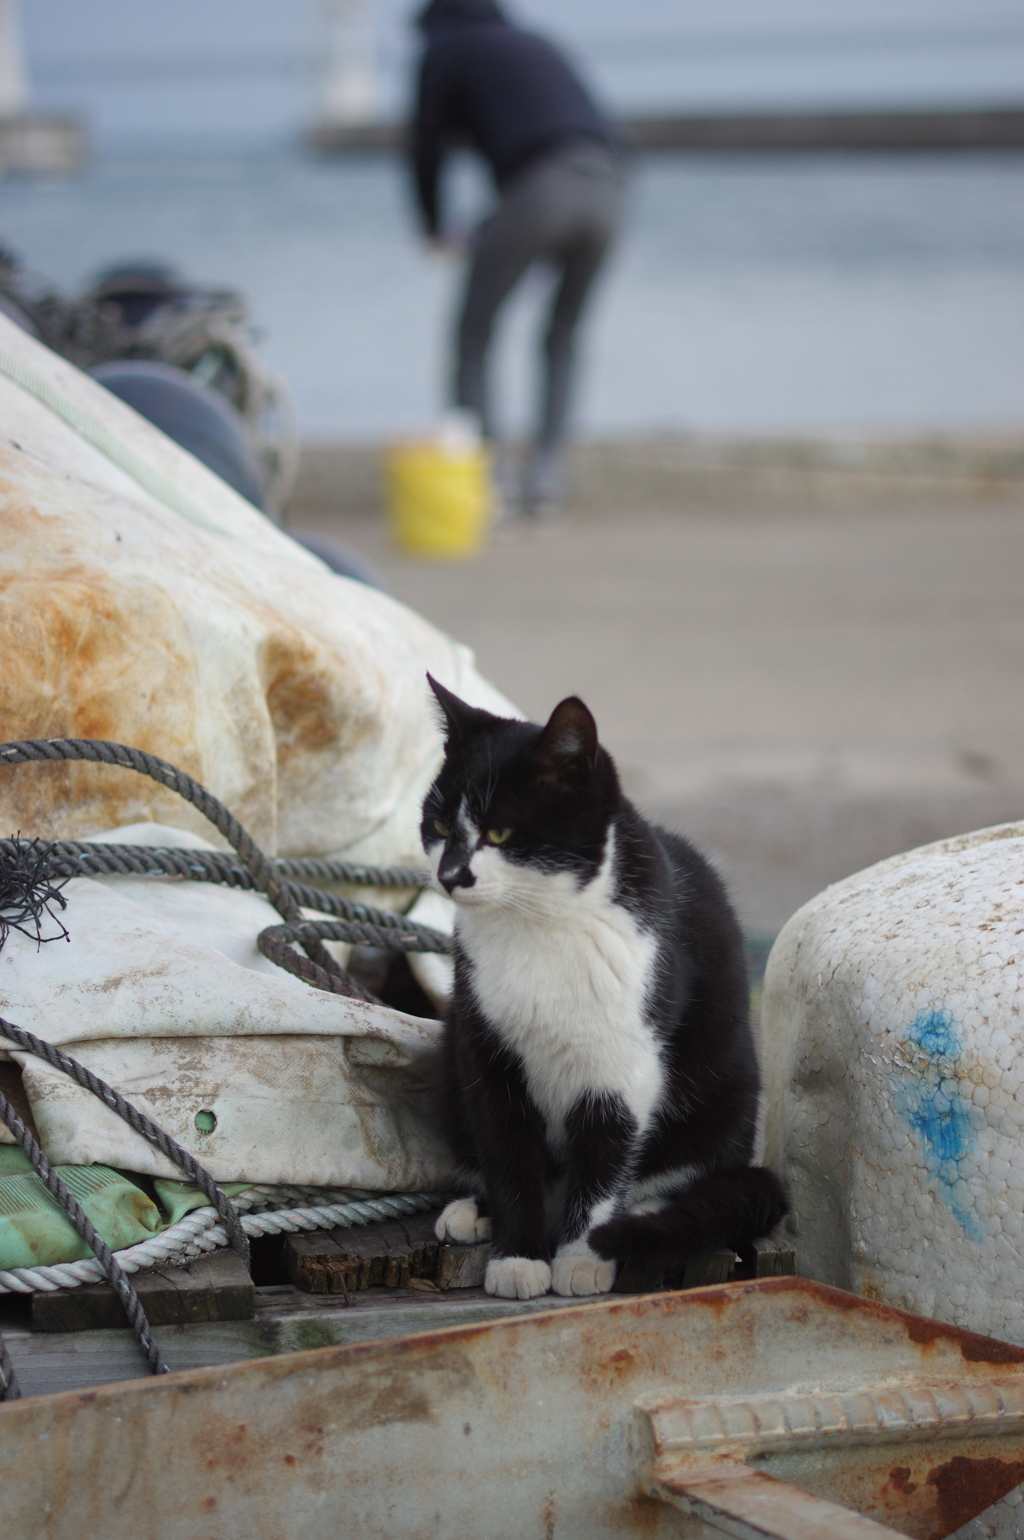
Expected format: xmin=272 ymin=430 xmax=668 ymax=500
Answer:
xmin=31 ymin=1250 xmax=254 ymax=1333
xmin=3 ymin=1284 xmax=586 ymax=1398
xmin=285 ymin=1210 xmax=488 ymax=1294
xmin=612 ymin=1255 xmax=667 ymax=1294
xmin=679 ymin=1249 xmax=738 ymax=1288
xmin=749 ymin=1235 xmax=797 ymax=1278
xmin=257 ymin=1284 xmax=583 ymax=1358
xmin=436 ymin=1240 xmax=489 ymax=1290
xmin=614 ymin=1248 xmax=738 ymax=1295
xmin=286 ymin=1212 xmax=744 ymax=1297
xmin=284 ymin=1212 xmax=440 ymax=1294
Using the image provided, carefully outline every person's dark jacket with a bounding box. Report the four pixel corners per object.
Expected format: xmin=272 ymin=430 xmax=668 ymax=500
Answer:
xmin=412 ymin=0 xmax=614 ymax=236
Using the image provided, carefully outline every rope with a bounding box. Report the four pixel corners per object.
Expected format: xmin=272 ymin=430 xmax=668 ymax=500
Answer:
xmin=0 ymin=840 xmax=453 ymax=957
xmin=0 ymin=739 xmax=366 ymax=991
xmin=273 ymin=854 xmax=428 ymax=890
xmin=263 ymin=882 xmax=448 ymax=950
xmin=0 ymin=1017 xmax=250 ymax=1267
xmin=0 ymin=836 xmax=70 ymax=951
xmin=0 ymin=838 xmax=429 ymax=894
xmin=0 ymin=1191 xmax=447 ymax=1296
xmin=0 ymin=1087 xmax=168 ymax=1378
xmin=258 ymin=919 xmax=450 ymax=994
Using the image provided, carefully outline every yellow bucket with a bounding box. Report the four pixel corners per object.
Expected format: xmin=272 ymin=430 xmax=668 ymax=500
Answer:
xmin=385 ymin=437 xmax=491 ymax=558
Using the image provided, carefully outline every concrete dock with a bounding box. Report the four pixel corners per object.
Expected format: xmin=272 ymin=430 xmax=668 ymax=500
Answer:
xmin=310 ymin=106 xmax=1024 ymax=154
xmin=286 ymin=435 xmax=1024 ymax=938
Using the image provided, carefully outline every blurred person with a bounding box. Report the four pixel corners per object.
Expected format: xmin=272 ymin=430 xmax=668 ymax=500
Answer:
xmin=410 ymin=0 xmax=624 ymax=518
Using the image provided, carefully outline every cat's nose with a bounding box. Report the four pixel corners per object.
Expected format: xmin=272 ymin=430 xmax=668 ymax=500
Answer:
xmin=438 ymin=856 xmax=475 ymax=893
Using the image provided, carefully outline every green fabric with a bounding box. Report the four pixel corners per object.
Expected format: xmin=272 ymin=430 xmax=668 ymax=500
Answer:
xmin=0 ymin=1148 xmax=254 ymax=1270
xmin=0 ymin=1147 xmax=33 ymax=1178
xmin=152 ymin=1177 xmax=251 ymax=1227
xmin=0 ymin=1154 xmax=162 ymax=1270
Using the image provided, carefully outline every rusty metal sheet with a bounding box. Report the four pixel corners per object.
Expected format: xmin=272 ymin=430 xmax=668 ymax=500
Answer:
xmin=1 ymin=1277 xmax=1023 ymax=1540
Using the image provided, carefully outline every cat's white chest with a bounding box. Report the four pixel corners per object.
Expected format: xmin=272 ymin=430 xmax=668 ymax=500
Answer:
xmin=455 ymin=835 xmax=662 ymax=1135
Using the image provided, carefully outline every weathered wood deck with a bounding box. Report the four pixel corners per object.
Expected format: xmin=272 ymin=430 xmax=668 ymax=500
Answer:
xmin=1 ymin=1207 xmax=794 ymax=1399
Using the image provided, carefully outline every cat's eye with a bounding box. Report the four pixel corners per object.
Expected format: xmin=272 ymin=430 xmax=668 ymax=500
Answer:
xmin=486 ymin=827 xmax=512 ymax=845
xmin=433 ymin=819 xmax=450 ymax=838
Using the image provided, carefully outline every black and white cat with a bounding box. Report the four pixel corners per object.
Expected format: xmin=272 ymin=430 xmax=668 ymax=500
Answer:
xmin=421 ymin=676 xmax=786 ymax=1301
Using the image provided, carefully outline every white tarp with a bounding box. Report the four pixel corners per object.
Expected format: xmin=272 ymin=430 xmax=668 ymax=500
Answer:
xmin=0 ymin=312 xmax=511 ymax=1186
xmin=1 ymin=825 xmax=453 ymax=1187
xmin=0 ymin=310 xmax=515 ymax=864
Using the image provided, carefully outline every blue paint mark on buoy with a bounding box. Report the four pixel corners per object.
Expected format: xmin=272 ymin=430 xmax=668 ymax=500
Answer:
xmin=892 ymin=1008 xmax=983 ymax=1242
xmin=906 ymin=1007 xmax=960 ymax=1061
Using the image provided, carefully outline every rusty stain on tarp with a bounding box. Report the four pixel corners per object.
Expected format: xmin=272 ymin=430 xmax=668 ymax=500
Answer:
xmin=0 ymin=404 xmax=518 ymax=863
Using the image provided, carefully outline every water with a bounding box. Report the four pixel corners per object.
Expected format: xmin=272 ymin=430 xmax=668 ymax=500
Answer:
xmin=22 ymin=0 xmax=1024 ymax=144
xmin=2 ymin=146 xmax=1023 ymax=439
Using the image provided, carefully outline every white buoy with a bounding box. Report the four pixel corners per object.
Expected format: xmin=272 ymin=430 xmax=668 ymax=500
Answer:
xmin=762 ymin=820 xmax=1024 ymax=1346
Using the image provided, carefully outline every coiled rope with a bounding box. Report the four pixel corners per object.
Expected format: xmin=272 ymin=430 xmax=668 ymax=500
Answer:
xmin=0 ymin=837 xmax=429 ymax=895
xmin=0 ymin=739 xmax=454 ymax=1399
xmin=0 ymin=739 xmax=455 ymax=993
xmin=0 ymin=840 xmax=453 ymax=957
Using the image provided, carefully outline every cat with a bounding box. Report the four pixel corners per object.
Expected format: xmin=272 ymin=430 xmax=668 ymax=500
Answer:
xmin=421 ymin=675 xmax=787 ymax=1300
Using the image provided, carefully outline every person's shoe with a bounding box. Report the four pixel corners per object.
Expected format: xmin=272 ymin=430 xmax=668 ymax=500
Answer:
xmin=522 ymin=447 xmax=564 ymax=521
xmin=490 ymin=448 xmax=523 ymax=528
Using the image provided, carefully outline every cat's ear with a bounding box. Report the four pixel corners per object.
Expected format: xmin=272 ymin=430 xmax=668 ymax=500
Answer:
xmin=531 ymin=697 xmax=599 ymax=789
xmin=426 ymin=674 xmax=494 ymax=742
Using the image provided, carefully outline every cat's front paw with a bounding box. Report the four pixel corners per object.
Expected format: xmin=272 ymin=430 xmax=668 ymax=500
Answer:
xmin=551 ymin=1255 xmax=616 ymax=1296
xmin=485 ymin=1257 xmax=551 ymax=1300
xmin=435 ymin=1198 xmax=492 ymax=1244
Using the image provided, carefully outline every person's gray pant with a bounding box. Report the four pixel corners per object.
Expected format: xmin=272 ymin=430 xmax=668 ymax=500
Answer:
xmin=454 ymin=142 xmax=625 ymax=456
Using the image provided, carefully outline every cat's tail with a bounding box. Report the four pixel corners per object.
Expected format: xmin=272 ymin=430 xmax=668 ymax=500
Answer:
xmin=589 ymin=1166 xmax=788 ymax=1266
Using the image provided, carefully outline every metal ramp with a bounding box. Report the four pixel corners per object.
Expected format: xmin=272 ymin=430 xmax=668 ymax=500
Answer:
xmin=2 ymin=1275 xmax=1023 ymax=1539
